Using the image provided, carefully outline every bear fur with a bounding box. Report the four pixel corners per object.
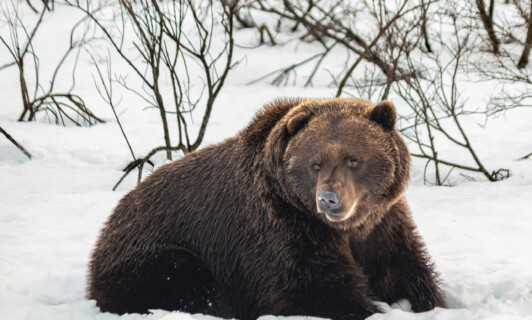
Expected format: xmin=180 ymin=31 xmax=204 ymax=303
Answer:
xmin=88 ymin=98 xmax=447 ymax=320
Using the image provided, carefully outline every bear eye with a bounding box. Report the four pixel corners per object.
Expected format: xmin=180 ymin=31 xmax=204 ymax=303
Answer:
xmin=347 ymin=158 xmax=359 ymax=168
xmin=312 ymin=163 xmax=321 ymax=171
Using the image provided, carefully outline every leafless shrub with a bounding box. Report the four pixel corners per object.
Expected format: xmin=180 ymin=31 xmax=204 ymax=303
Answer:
xmin=396 ymin=16 xmax=510 ymax=185
xmin=0 ymin=0 xmax=103 ymax=126
xmin=66 ymin=0 xmax=236 ymax=188
xmin=90 ymin=52 xmax=143 ymax=189
xmin=232 ymin=1 xmax=276 ymax=45
xmin=251 ymin=0 xmax=429 ymax=96
xmin=463 ymin=0 xmax=532 ymax=160
xmin=467 ymin=0 xmax=532 ymax=70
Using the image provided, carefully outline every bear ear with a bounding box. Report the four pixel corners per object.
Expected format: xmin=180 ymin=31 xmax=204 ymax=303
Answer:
xmin=369 ymin=100 xmax=396 ymax=131
xmin=286 ymin=112 xmax=311 ymax=135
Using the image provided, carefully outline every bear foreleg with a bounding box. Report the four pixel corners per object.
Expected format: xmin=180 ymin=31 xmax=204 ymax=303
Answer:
xmin=350 ymin=200 xmax=447 ymax=312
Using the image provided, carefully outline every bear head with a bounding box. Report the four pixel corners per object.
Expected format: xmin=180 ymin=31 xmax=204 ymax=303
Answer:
xmin=264 ymin=98 xmax=410 ymax=236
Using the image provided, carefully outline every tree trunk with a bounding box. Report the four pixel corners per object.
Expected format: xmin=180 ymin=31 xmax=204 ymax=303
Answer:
xmin=476 ymin=0 xmax=500 ymax=54
xmin=517 ymin=1 xmax=532 ymax=68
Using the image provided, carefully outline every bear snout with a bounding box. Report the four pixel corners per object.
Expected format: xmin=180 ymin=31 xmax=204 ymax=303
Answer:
xmin=318 ymin=191 xmax=342 ymax=212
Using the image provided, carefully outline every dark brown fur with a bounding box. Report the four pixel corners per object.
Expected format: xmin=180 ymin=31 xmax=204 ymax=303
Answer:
xmin=88 ymin=98 xmax=446 ymax=319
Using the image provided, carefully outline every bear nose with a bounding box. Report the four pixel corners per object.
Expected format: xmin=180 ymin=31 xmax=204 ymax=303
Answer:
xmin=318 ymin=191 xmax=341 ymax=211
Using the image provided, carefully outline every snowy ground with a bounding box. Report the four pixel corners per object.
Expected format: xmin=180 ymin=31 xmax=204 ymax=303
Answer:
xmin=1 ymin=3 xmax=532 ymax=320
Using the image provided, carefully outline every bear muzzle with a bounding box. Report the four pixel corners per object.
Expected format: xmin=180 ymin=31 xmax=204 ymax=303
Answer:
xmin=317 ymin=191 xmax=357 ymax=222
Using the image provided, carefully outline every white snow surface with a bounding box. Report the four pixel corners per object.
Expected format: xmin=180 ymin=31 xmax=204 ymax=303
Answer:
xmin=1 ymin=3 xmax=532 ymax=320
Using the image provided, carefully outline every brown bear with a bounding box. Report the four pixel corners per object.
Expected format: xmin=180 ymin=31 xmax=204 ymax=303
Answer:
xmin=88 ymin=98 xmax=447 ymax=320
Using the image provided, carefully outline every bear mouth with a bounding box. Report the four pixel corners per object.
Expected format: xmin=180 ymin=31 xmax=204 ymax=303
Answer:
xmin=324 ymin=211 xmax=349 ymax=222
xmin=321 ymin=201 xmax=358 ymax=222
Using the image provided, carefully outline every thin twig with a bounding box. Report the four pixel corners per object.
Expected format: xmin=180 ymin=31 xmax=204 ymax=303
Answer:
xmin=0 ymin=126 xmax=32 ymax=159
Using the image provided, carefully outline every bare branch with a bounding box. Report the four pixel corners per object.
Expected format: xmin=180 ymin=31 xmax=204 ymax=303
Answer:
xmin=0 ymin=126 xmax=32 ymax=159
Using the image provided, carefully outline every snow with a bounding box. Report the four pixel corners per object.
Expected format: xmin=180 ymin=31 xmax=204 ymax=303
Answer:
xmin=1 ymin=2 xmax=532 ymax=320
